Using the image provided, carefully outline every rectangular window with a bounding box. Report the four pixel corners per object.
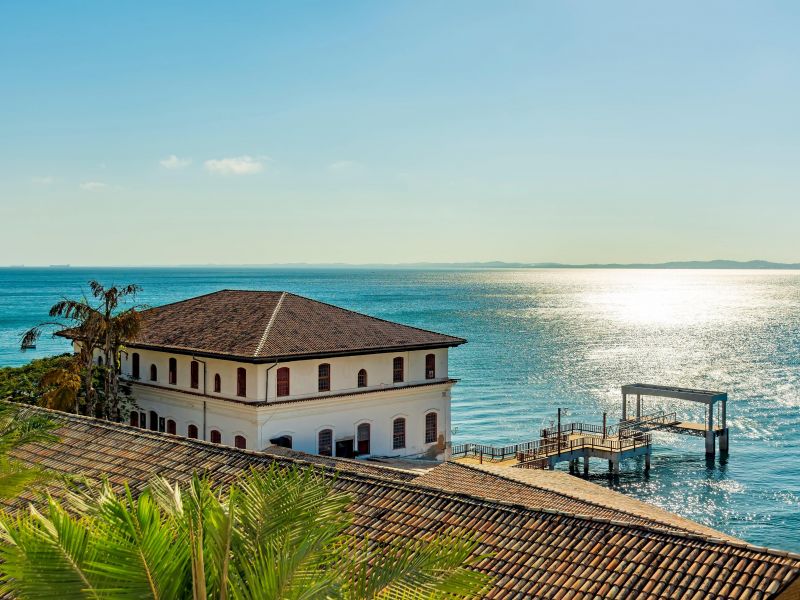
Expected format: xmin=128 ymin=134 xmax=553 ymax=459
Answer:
xmin=425 ymin=412 xmax=438 ymax=444
xmin=318 ymin=364 xmax=330 ymax=392
xmin=168 ymin=358 xmax=177 ymax=385
xmin=318 ymin=429 xmax=333 ymax=456
xmin=393 ymin=418 xmax=406 ymax=450
xmin=393 ymin=357 xmax=404 ymax=383
xmin=190 ymin=361 xmax=199 ymax=389
xmin=425 ymin=354 xmax=436 ymax=380
xmin=277 ymin=367 xmax=290 ymax=397
xmin=237 ymin=368 xmax=247 ymax=397
xmin=132 ymin=353 xmax=140 ymax=379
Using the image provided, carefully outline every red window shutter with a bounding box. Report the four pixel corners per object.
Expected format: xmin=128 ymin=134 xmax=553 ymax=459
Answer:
xmin=277 ymin=367 xmax=290 ymax=397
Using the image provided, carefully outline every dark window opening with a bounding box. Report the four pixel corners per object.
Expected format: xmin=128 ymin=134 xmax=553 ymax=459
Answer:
xmin=210 ymin=430 xmax=222 ymax=444
xmin=425 ymin=412 xmax=438 ymax=444
xmin=139 ymin=412 xmax=146 ymax=429
xmin=234 ymin=435 xmax=247 ymax=449
xmin=132 ymin=353 xmax=140 ymax=379
xmin=318 ymin=429 xmax=333 ymax=456
xmin=129 ymin=412 xmax=139 ymax=427
xmin=214 ymin=373 xmax=221 ymax=393
xmin=166 ymin=419 xmax=176 ymax=435
xmin=393 ymin=357 xmax=404 ymax=383
xmin=168 ymin=358 xmax=177 ymax=385
xmin=318 ymin=363 xmax=331 ymax=392
xmin=150 ymin=364 xmax=157 ymax=382
xmin=190 ymin=361 xmax=199 ymax=389
xmin=149 ymin=410 xmax=158 ymax=432
xmin=393 ymin=418 xmax=406 ymax=450
xmin=425 ymin=354 xmax=436 ymax=379
xmin=237 ymin=367 xmax=247 ymax=397
xmin=277 ymin=367 xmax=290 ymax=397
xmin=270 ymin=435 xmax=292 ymax=449
xmin=188 ymin=424 xmax=198 ymax=439
xmin=357 ymin=423 xmax=370 ymax=455
xmin=357 ymin=369 xmax=367 ymax=388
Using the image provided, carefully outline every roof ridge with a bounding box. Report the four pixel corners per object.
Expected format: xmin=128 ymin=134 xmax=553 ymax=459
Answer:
xmin=253 ymin=291 xmax=287 ymax=357
xmin=13 ymin=402 xmax=800 ymax=563
xmin=443 ymin=460 xmax=723 ymax=539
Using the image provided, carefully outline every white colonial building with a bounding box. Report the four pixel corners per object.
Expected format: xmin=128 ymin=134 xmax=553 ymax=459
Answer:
xmin=83 ymin=290 xmax=465 ymax=459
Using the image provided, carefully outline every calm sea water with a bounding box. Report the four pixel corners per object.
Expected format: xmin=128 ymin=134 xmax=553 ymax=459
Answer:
xmin=1 ymin=267 xmax=799 ymax=550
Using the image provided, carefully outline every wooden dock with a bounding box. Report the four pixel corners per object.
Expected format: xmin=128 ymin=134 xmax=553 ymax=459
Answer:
xmin=451 ymin=384 xmax=730 ymax=475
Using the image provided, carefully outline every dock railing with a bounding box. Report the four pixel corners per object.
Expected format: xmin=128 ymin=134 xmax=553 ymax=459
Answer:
xmin=618 ymin=411 xmax=677 ymax=434
xmin=515 ymin=432 xmax=652 ymax=467
xmin=450 ymin=434 xmax=569 ymax=462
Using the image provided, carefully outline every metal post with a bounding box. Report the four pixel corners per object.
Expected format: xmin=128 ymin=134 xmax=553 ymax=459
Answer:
xmin=636 ymin=394 xmax=642 ymax=419
xmin=602 ymin=412 xmax=607 ymax=439
xmin=557 ymin=408 xmax=562 ymax=455
xmin=645 ymin=452 xmax=651 ymax=471
xmin=622 ymin=393 xmax=627 ymax=421
xmin=705 ymin=400 xmax=715 ymax=456
xmin=583 ymin=457 xmax=589 ymax=476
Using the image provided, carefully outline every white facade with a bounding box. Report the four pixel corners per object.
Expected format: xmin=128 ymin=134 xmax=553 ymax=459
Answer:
xmin=106 ymin=345 xmax=454 ymax=459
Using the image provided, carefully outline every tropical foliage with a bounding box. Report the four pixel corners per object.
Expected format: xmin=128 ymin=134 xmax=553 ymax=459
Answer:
xmin=0 ymin=354 xmax=76 ymax=405
xmin=20 ymin=281 xmax=144 ymax=420
xmin=0 ymin=465 xmax=490 ymax=599
xmin=0 ymin=403 xmax=59 ymax=500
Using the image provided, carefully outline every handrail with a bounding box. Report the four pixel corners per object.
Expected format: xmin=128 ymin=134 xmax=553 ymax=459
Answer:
xmin=515 ymin=432 xmax=652 ymax=464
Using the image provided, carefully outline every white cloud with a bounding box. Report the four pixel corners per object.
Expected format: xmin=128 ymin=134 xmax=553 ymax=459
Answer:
xmin=160 ymin=154 xmax=192 ymax=170
xmin=31 ymin=176 xmax=54 ymax=185
xmin=204 ymin=155 xmax=265 ymax=175
xmin=80 ymin=181 xmax=109 ymax=191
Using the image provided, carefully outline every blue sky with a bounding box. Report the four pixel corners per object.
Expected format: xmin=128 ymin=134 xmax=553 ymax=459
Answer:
xmin=1 ymin=1 xmax=798 ymax=265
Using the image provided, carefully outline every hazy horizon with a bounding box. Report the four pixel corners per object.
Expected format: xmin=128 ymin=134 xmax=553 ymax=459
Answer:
xmin=2 ymin=2 xmax=799 ymax=265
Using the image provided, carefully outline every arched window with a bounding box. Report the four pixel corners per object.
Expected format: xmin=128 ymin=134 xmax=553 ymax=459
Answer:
xmin=190 ymin=361 xmax=199 ymax=389
xmin=214 ymin=373 xmax=221 ymax=393
xmin=149 ymin=410 xmax=158 ymax=432
xmin=393 ymin=357 xmax=404 ymax=383
xmin=129 ymin=412 xmax=139 ymax=427
xmin=318 ymin=429 xmax=333 ymax=456
xmin=276 ymin=367 xmax=290 ymax=397
xmin=210 ymin=430 xmax=222 ymax=444
xmin=150 ymin=364 xmax=157 ymax=382
xmin=234 ymin=435 xmax=247 ymax=449
xmin=139 ymin=412 xmax=146 ymax=429
xmin=425 ymin=354 xmax=436 ymax=379
xmin=168 ymin=358 xmax=177 ymax=385
xmin=132 ymin=353 xmax=140 ymax=379
xmin=425 ymin=412 xmax=438 ymax=444
xmin=357 ymin=423 xmax=370 ymax=455
xmin=166 ymin=419 xmax=176 ymax=435
xmin=318 ymin=363 xmax=331 ymax=392
xmin=236 ymin=367 xmax=247 ymax=397
xmin=393 ymin=418 xmax=406 ymax=450
xmin=187 ymin=424 xmax=198 ymax=439
xmin=357 ymin=369 xmax=368 ymax=388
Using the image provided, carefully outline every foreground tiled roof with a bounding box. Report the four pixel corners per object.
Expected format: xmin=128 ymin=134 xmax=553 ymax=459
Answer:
xmin=8 ymin=407 xmax=800 ymax=600
xmin=414 ymin=462 xmax=738 ymax=541
xmin=100 ymin=290 xmax=466 ymax=361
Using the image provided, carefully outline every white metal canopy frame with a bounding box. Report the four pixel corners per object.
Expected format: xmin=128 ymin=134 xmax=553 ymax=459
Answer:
xmin=620 ymin=383 xmax=729 ymax=456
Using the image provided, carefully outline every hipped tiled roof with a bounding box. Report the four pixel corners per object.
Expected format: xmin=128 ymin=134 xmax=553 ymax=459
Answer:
xmin=111 ymin=290 xmax=465 ymax=361
xmin=8 ymin=407 xmax=800 ymax=600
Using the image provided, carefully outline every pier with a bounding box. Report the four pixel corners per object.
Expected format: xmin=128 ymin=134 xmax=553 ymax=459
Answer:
xmin=451 ymin=384 xmax=730 ymax=474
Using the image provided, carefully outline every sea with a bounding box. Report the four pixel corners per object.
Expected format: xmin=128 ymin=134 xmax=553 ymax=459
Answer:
xmin=1 ymin=267 xmax=798 ymax=551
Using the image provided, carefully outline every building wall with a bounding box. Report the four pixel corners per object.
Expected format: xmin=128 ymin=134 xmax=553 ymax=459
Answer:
xmin=129 ymin=380 xmax=452 ymax=458
xmin=115 ymin=346 xmax=450 ymax=403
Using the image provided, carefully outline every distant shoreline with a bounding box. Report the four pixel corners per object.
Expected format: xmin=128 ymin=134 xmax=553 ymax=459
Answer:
xmin=2 ymin=260 xmax=800 ymax=270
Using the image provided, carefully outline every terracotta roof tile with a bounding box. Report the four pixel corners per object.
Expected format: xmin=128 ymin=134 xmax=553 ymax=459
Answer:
xmin=114 ymin=290 xmax=465 ymax=361
xmin=6 ymin=405 xmax=800 ymax=600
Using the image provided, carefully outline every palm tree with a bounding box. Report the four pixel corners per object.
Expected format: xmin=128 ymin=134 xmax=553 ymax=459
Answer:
xmin=0 ymin=403 xmax=59 ymax=499
xmin=21 ymin=281 xmax=143 ymax=419
xmin=0 ymin=465 xmax=490 ymax=599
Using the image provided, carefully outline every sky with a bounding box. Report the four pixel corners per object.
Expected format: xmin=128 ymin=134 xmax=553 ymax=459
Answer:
xmin=1 ymin=1 xmax=798 ymax=266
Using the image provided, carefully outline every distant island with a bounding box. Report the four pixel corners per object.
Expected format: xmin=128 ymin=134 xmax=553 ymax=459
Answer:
xmin=4 ymin=260 xmax=800 ymax=270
